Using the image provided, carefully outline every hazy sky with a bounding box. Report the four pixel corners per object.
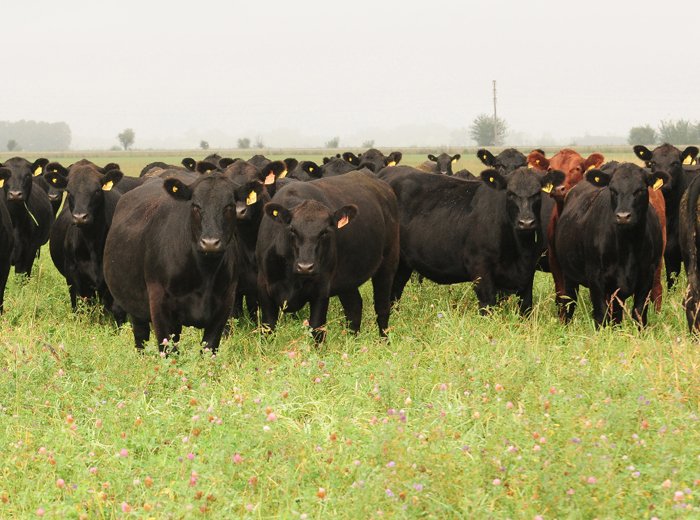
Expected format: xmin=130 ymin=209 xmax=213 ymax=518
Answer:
xmin=2 ymin=0 xmax=698 ymax=149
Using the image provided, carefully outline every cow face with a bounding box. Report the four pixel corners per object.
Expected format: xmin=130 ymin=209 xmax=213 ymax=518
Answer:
xmin=352 ymin=149 xmax=402 ymax=173
xmin=529 ymin=149 xmax=605 ymax=201
xmin=225 ymin=161 xmax=287 ymax=219
xmin=586 ymin=163 xmax=669 ymax=227
xmin=0 ymin=157 xmax=45 ymax=203
xmin=264 ymin=200 xmax=357 ymax=275
xmin=46 ymin=165 xmax=122 ymax=226
xmin=477 ymin=148 xmax=527 ymax=174
xmin=482 ymin=167 xmax=565 ymax=232
xmin=633 ymin=144 xmax=698 ymax=192
xmin=427 ymin=153 xmax=461 ymax=175
xmin=164 ymin=174 xmax=238 ymax=255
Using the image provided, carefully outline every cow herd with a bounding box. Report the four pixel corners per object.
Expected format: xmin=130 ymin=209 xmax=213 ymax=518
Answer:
xmin=1 ymin=143 xmax=700 ymax=353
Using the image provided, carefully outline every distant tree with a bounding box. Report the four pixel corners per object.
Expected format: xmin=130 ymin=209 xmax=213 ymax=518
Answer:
xmin=200 ymin=140 xmax=209 ymax=150
xmin=254 ymin=136 xmax=264 ymax=149
xmin=469 ymin=114 xmax=507 ymax=146
xmin=117 ymin=128 xmax=135 ymax=151
xmin=237 ymin=137 xmax=251 ymax=149
xmin=6 ymin=139 xmax=18 ymax=151
xmin=109 ymin=145 xmax=122 ymax=151
xmin=0 ymin=120 xmax=70 ymax=151
xmin=658 ymin=119 xmax=698 ymax=145
xmin=361 ymin=140 xmax=375 ymax=148
xmin=325 ymin=136 xmax=340 ymax=148
xmin=628 ymin=125 xmax=657 ymax=145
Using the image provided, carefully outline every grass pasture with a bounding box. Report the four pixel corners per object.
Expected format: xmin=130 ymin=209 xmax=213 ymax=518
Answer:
xmin=0 ymin=149 xmax=698 ymax=518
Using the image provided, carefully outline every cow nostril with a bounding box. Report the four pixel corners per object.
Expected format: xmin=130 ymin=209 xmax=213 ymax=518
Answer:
xmin=518 ymin=218 xmax=536 ymax=228
xmin=615 ymin=212 xmax=632 ymax=223
xmin=199 ymin=237 xmax=222 ymax=252
xmin=296 ymin=262 xmax=315 ymax=273
xmin=8 ymin=191 xmax=22 ymax=200
xmin=72 ymin=213 xmax=88 ymax=224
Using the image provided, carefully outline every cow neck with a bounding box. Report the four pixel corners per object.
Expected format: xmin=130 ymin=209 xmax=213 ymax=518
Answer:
xmin=7 ymin=199 xmax=33 ymax=228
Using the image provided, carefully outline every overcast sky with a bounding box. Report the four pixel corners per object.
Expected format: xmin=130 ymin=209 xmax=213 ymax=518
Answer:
xmin=2 ymin=0 xmax=698 ymax=149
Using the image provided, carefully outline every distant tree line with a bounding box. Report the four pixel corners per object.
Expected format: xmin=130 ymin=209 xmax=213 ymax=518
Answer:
xmin=0 ymin=120 xmax=71 ymax=151
xmin=629 ymin=120 xmax=700 ymax=145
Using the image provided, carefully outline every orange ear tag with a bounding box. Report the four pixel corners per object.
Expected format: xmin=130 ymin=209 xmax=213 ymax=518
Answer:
xmin=264 ymin=173 xmax=275 ymax=185
xmin=102 ymin=180 xmax=113 ymax=191
xmin=337 ymin=215 xmax=349 ymax=229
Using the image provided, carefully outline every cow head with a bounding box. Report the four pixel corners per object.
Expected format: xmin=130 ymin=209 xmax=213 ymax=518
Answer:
xmin=0 ymin=157 xmax=46 ymax=203
xmin=289 ymin=161 xmax=324 ymax=181
xmin=633 ymin=143 xmax=698 ymax=193
xmin=45 ymin=163 xmax=123 ymax=226
xmin=427 ymin=153 xmax=461 ymax=175
xmin=264 ymin=200 xmax=357 ymax=275
xmin=586 ymin=163 xmax=669 ymax=228
xmin=224 ymin=160 xmax=287 ymax=221
xmin=351 ymin=149 xmax=402 ymax=173
xmin=481 ymin=167 xmax=565 ymax=232
xmin=163 ymin=173 xmax=238 ymax=255
xmin=477 ymin=148 xmax=527 ymax=174
xmin=528 ymin=149 xmax=605 ymax=201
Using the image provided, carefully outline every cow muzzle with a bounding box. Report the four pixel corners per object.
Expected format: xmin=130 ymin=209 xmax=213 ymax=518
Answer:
xmin=615 ymin=212 xmax=632 ymax=225
xmin=516 ymin=218 xmax=536 ymax=231
xmin=7 ymin=190 xmax=23 ymax=201
xmin=199 ymin=237 xmax=223 ymax=254
xmin=72 ymin=213 xmax=90 ymax=226
xmin=295 ymin=262 xmax=316 ymax=275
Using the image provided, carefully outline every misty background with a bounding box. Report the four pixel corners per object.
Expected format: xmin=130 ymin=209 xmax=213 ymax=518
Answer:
xmin=1 ymin=0 xmax=697 ymax=150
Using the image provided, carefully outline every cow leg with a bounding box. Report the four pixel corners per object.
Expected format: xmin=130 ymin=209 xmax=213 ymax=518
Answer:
xmin=231 ymin=291 xmax=244 ymax=320
xmin=665 ymin=249 xmax=681 ymax=289
xmin=390 ymin=258 xmax=413 ymax=305
xmin=338 ymin=288 xmax=363 ymax=334
xmin=589 ymin=284 xmax=608 ymax=327
xmin=308 ymin=295 xmax=330 ymax=344
xmin=0 ymin=261 xmax=10 ymax=313
xmin=147 ymin=283 xmax=177 ymax=353
xmin=516 ymin=276 xmax=535 ymax=316
xmin=246 ymin=294 xmax=259 ymax=321
xmin=474 ymin=274 xmax=497 ymax=314
xmin=633 ymin=281 xmax=653 ymax=328
xmin=372 ymin=256 xmax=397 ymax=337
xmin=560 ymin=279 xmax=579 ymax=323
xmin=68 ymin=284 xmax=78 ymax=311
xmin=257 ymin=282 xmax=279 ymax=334
xmin=132 ymin=318 xmax=150 ymax=352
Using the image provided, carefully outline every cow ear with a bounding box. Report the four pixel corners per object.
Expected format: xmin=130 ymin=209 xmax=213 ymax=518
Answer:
xmin=261 ymin=161 xmax=287 ymax=185
xmin=646 ymin=171 xmax=670 ymax=191
xmin=583 ymin=153 xmax=605 ymax=171
xmin=541 ymin=169 xmax=565 ymax=193
xmin=0 ymin=167 xmax=12 ymax=188
xmin=44 ymin=170 xmax=68 ymax=189
xmin=101 ymin=169 xmax=124 ymax=191
xmin=386 ymin=151 xmax=402 ymax=167
xmin=32 ymin=158 xmax=49 ymax=176
xmin=301 ymin=161 xmax=322 ymax=178
xmin=322 ymin=157 xmax=331 ymax=165
xmin=527 ymin=151 xmax=549 ymax=170
xmin=219 ymin=157 xmax=239 ymax=169
xmin=244 ymin=184 xmax=263 ymax=206
xmin=452 ymin=154 xmax=461 ymax=162
xmin=427 ymin=154 xmax=437 ymax=162
xmin=264 ymin=202 xmax=291 ymax=224
xmin=284 ymin=158 xmax=298 ymax=172
xmin=682 ymin=146 xmax=699 ymax=165
xmin=333 ymin=204 xmax=358 ymax=229
xmin=480 ymin=169 xmax=507 ymax=190
xmin=196 ymin=161 xmax=218 ymax=174
xmin=585 ymin=169 xmax=611 ymax=187
xmin=633 ymin=145 xmax=652 ymax=163
xmin=103 ymin=162 xmax=121 ymax=172
xmin=531 ymin=148 xmax=545 ymax=156
xmin=46 ymin=162 xmax=69 ymax=177
xmin=342 ymin=152 xmax=359 ymax=165
xmin=181 ymin=157 xmax=197 ymax=171
xmin=477 ymin=149 xmax=495 ymax=166
xmin=163 ymin=178 xmax=192 ymax=200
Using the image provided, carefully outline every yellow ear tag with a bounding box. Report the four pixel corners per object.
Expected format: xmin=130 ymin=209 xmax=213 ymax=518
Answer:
xmin=542 ymin=183 xmax=553 ymax=194
xmin=33 ymin=166 xmax=42 ymax=176
xmin=527 ymin=163 xmax=534 ymax=169
xmin=653 ymin=178 xmax=664 ymax=191
xmin=51 ymin=177 xmax=58 ymax=184
xmin=683 ymin=155 xmax=694 ymax=165
xmin=278 ymin=169 xmax=287 ymax=179
xmin=308 ymin=166 xmax=314 ymax=172
xmin=337 ymin=215 xmax=349 ymax=229
xmin=0 ymin=179 xmax=4 ymax=188
xmin=171 ymin=185 xmax=178 ymax=193
xmin=264 ymin=172 xmax=275 ymax=185
xmin=387 ymin=161 xmax=396 ymax=167
xmin=489 ymin=176 xmax=494 ymax=183
xmin=594 ymin=176 xmax=600 ymax=183
xmin=451 ymin=158 xmax=457 ymax=163
xmin=272 ymin=209 xmax=279 ymax=217
xmin=586 ymin=164 xmax=596 ymax=171
xmin=102 ymin=180 xmax=113 ymax=191
xmin=246 ymin=190 xmax=257 ymax=205
xmin=535 ymin=159 xmax=540 ymax=165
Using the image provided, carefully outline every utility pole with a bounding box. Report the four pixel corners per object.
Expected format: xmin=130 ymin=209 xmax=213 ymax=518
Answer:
xmin=492 ymin=80 xmax=498 ymax=146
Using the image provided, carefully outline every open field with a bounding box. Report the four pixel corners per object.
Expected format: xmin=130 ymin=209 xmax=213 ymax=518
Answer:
xmin=0 ymin=150 xmax=698 ymax=518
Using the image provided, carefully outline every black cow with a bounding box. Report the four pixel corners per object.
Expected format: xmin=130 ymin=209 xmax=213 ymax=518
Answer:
xmin=453 ymin=169 xmax=476 ymax=180
xmin=420 ymin=153 xmax=461 ymax=175
xmin=554 ymin=163 xmax=666 ymax=327
xmin=0 ymin=157 xmax=54 ymax=276
xmin=104 ymin=173 xmax=241 ymax=352
xmin=378 ymin=165 xmax=564 ymax=314
xmin=0 ymin=170 xmax=13 ymax=312
xmin=222 ymin=159 xmax=288 ymax=319
xmin=24 ymin=158 xmax=63 ymax=217
xmin=46 ymin=162 xmax=126 ymax=322
xmin=290 ymin=158 xmax=355 ymax=180
xmin=256 ymin=170 xmax=400 ymax=342
xmin=633 ymin=143 xmax=700 ymax=288
xmin=679 ymin=173 xmax=700 ymax=332
xmin=477 ymin=148 xmax=528 ymax=173
xmin=342 ymin=149 xmax=402 ymax=173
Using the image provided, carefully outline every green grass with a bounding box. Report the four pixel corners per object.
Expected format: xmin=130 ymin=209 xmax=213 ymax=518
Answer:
xmin=0 ymin=150 xmax=698 ymax=518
